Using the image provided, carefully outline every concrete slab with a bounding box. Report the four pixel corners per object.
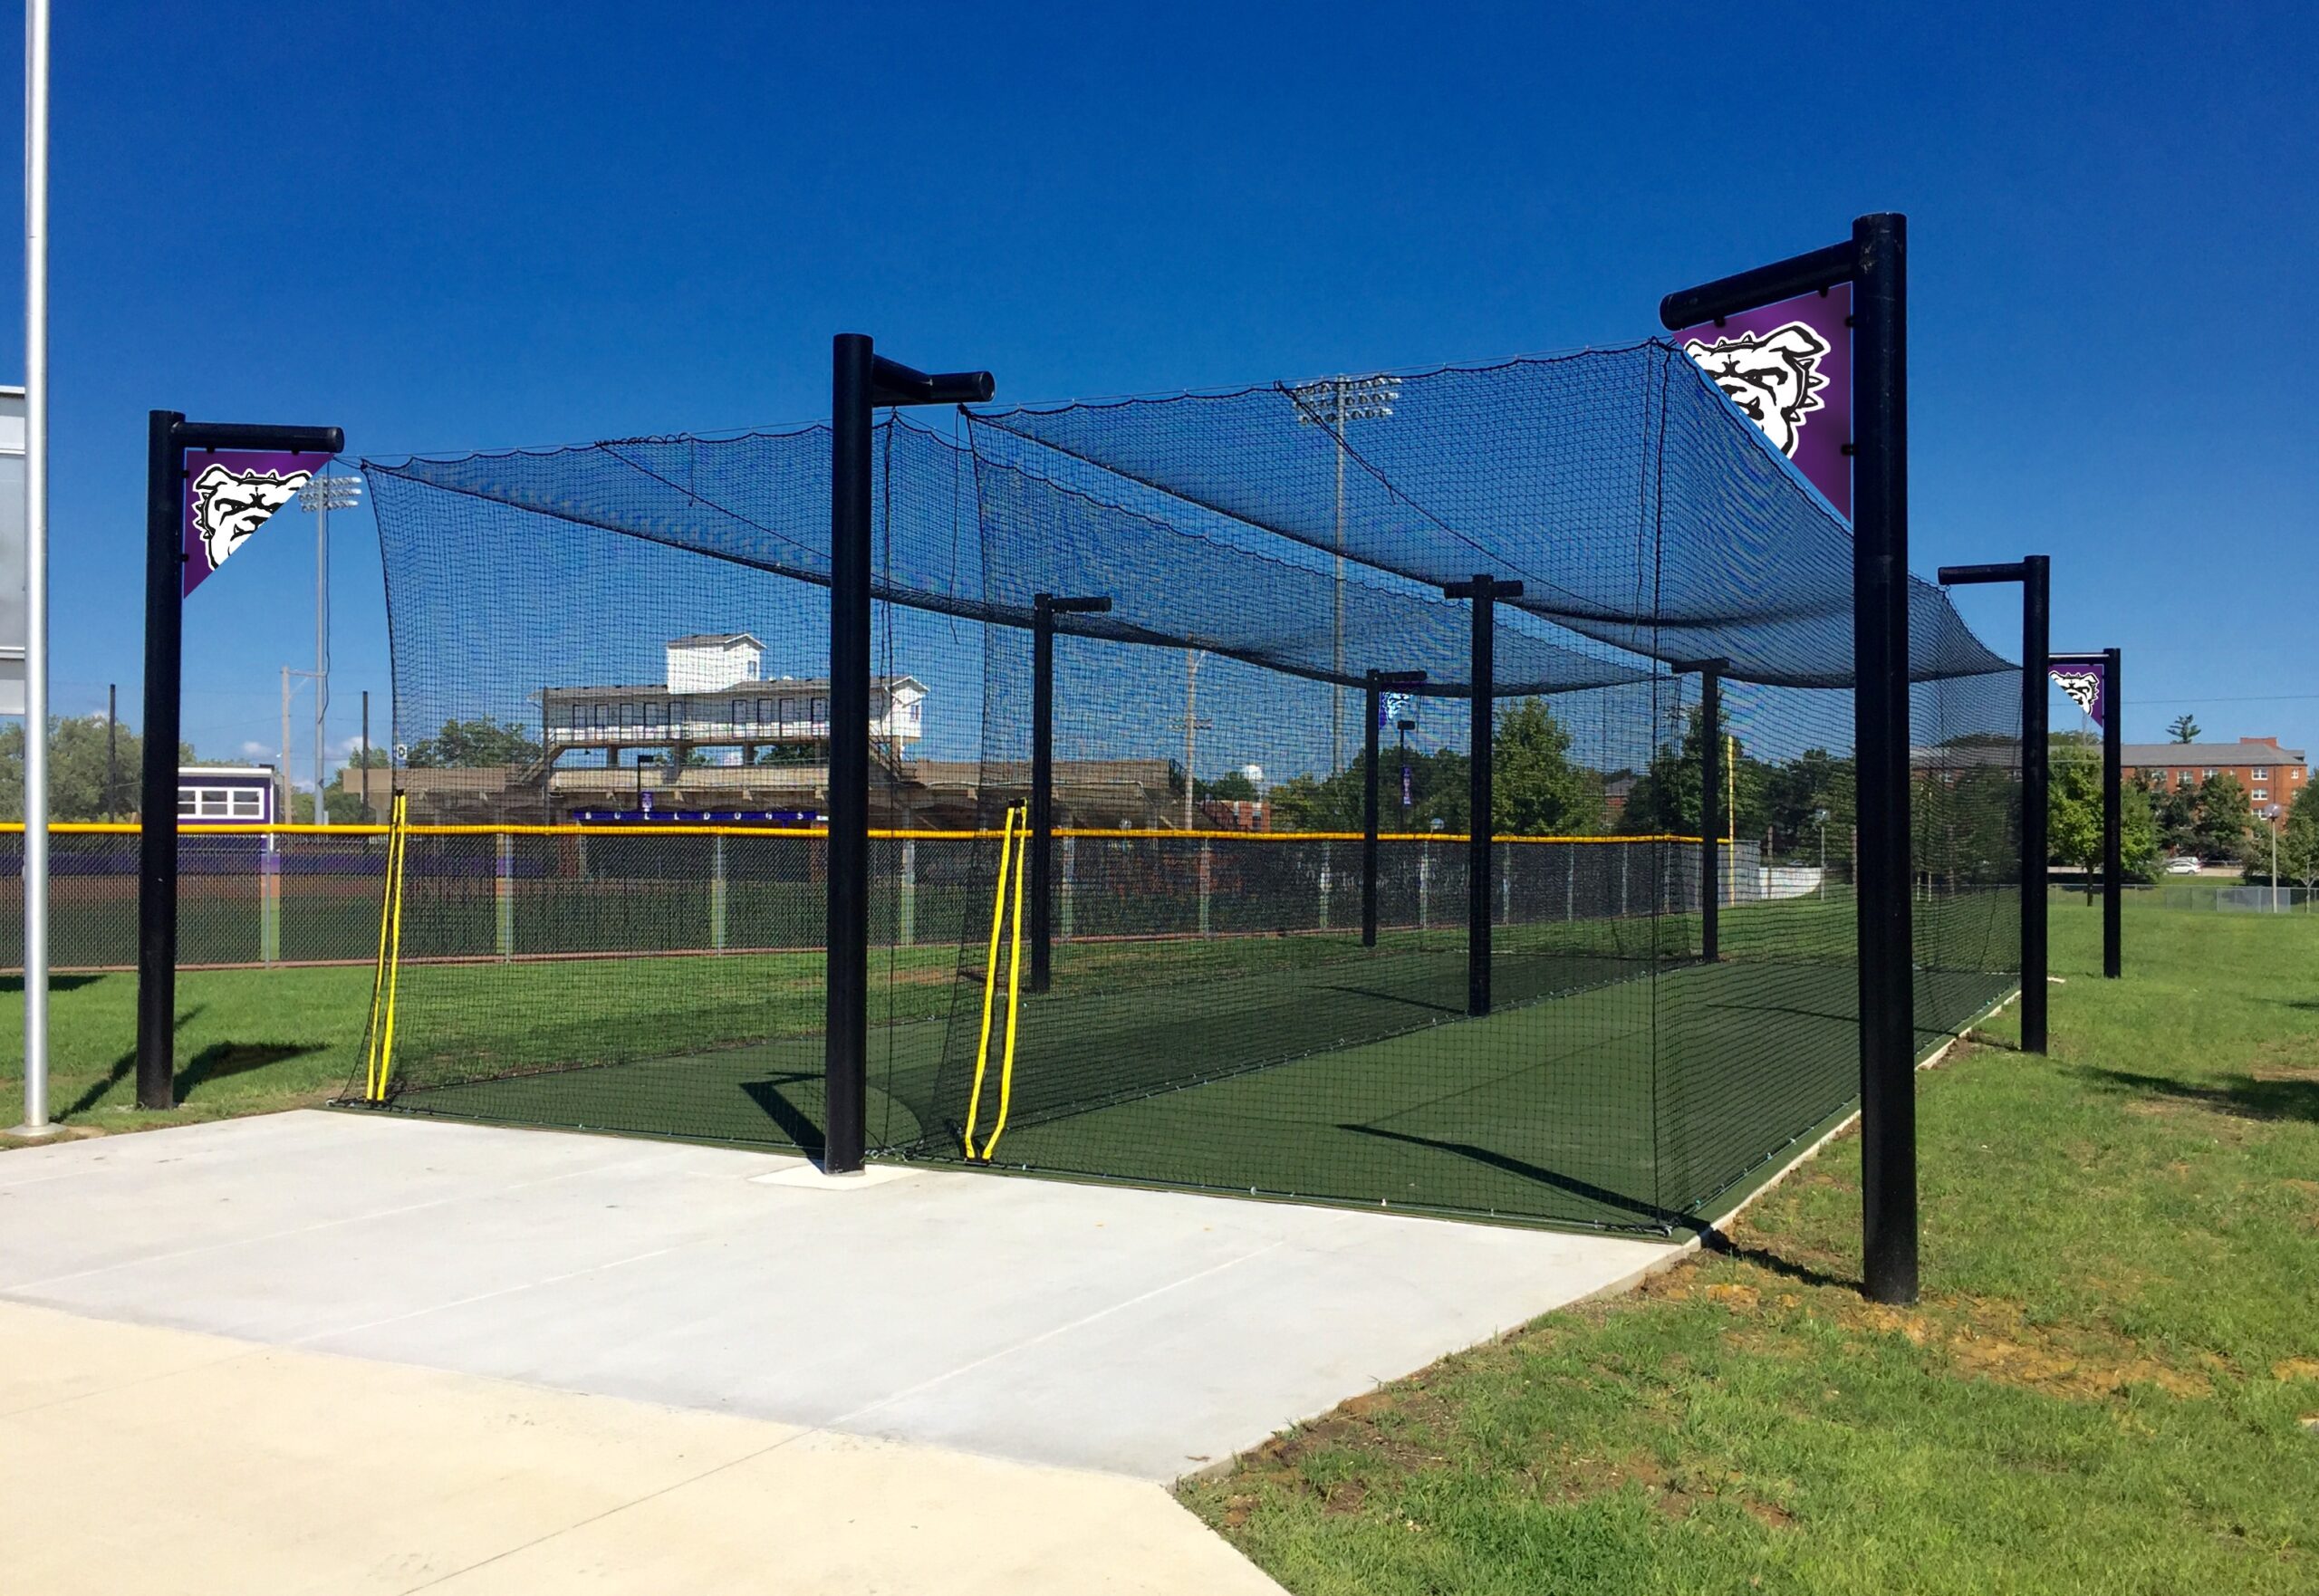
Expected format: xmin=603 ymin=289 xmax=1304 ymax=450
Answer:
xmin=0 ymin=1110 xmax=1673 ymax=1479
xmin=0 ymin=1300 xmax=1285 ymax=1596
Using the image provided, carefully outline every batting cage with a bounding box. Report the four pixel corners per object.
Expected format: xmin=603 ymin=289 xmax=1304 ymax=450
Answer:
xmin=344 ymin=341 xmax=2021 ymax=1233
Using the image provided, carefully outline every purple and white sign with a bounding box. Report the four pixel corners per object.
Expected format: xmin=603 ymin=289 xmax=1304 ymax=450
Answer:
xmin=2049 ymin=657 xmax=2109 ymax=728
xmin=181 ymin=448 xmax=326 ymax=597
xmin=1674 ymin=283 xmax=1852 ymax=520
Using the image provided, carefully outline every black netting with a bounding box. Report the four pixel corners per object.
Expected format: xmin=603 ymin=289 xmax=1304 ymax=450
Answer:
xmin=343 ymin=340 xmax=2021 ymax=1233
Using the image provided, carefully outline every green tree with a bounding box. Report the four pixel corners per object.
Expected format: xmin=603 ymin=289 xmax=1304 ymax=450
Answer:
xmin=1762 ymin=747 xmax=1855 ymax=859
xmin=2195 ymin=771 xmax=2254 ymax=863
xmin=2166 ymin=714 xmax=2201 ymax=744
xmin=2272 ymin=783 xmax=2319 ymax=890
xmin=2145 ymin=774 xmax=2199 ymax=857
xmin=1490 ymin=698 xmax=1605 ymax=835
xmin=0 ymin=715 xmax=195 ymax=822
xmin=404 ymin=716 xmax=542 ymax=769
xmin=2049 ymin=747 xmax=2161 ymax=889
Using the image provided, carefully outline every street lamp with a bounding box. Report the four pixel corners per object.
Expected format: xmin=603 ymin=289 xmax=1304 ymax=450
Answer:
xmin=298 ymin=474 xmax=362 ymax=820
xmin=1290 ymin=373 xmax=1400 ymax=774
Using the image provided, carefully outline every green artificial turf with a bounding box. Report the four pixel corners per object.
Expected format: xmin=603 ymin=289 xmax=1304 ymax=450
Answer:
xmin=1178 ymin=899 xmax=2319 ymax=1594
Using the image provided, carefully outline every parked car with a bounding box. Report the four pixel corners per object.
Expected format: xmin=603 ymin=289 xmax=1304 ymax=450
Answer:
xmin=2165 ymin=855 xmax=2202 ymax=875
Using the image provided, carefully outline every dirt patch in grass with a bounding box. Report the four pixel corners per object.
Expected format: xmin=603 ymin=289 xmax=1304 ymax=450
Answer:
xmin=1843 ymin=1295 xmax=2214 ymax=1400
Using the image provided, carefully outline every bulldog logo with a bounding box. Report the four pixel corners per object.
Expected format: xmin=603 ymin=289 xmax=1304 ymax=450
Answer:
xmin=190 ymin=463 xmax=311 ymax=572
xmin=1683 ymin=322 xmax=1832 ymax=457
xmin=2051 ymin=669 xmax=2102 ymax=720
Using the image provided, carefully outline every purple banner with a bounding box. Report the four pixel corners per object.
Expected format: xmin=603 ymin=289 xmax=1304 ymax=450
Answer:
xmin=182 ymin=448 xmax=327 ymax=597
xmin=1673 ymin=283 xmax=1852 ymax=520
xmin=2049 ymin=657 xmax=2108 ymax=728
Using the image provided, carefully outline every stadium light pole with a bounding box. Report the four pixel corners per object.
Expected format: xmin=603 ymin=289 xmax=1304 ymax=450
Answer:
xmin=1937 ymin=556 xmax=2049 ymax=1053
xmin=1443 ymin=575 xmax=1521 ymax=1016
xmin=1663 ymin=213 xmax=1916 ymax=1304
xmin=299 ymin=474 xmax=361 ymax=820
xmin=1362 ymin=669 xmax=1426 ymax=947
xmin=1029 ymin=591 xmax=1111 ymax=994
xmin=1291 ymin=374 xmax=1398 ymax=775
xmin=826 ymin=335 xmax=993 ymax=1175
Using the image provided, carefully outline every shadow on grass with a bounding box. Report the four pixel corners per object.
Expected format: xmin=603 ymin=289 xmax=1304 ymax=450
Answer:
xmin=2079 ymin=1063 xmax=2319 ymax=1125
xmin=0 ymin=972 xmax=110 ymax=995
xmin=65 ymin=1005 xmax=205 ymax=1118
xmin=1696 ymin=1228 xmax=1859 ymax=1293
xmin=178 ymin=1042 xmax=326 ymax=1101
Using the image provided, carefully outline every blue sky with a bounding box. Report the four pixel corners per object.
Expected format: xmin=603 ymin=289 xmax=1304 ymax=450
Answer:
xmin=3 ymin=2 xmax=2314 ymax=783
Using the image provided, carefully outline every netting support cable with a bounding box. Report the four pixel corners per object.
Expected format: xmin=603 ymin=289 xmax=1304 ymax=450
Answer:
xmin=1939 ymin=556 xmax=2047 ymax=1052
xmin=1444 ymin=576 xmax=1522 ymax=1015
xmin=824 ymin=333 xmax=996 ymax=1174
xmin=1028 ymin=592 xmax=1111 ymax=995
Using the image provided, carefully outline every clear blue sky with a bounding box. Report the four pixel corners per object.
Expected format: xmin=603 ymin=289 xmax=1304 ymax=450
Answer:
xmin=4 ymin=2 xmax=2314 ymax=782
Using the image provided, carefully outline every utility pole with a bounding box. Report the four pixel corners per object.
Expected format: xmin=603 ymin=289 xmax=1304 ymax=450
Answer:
xmin=1176 ymin=649 xmax=1210 ymax=830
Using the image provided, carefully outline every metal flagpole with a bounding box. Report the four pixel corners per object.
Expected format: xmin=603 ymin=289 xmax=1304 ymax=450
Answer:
xmin=14 ymin=0 xmax=52 ymax=1135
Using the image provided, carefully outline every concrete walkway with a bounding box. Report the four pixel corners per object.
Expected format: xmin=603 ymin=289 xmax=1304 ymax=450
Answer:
xmin=0 ymin=1110 xmax=1676 ymax=1591
xmin=0 ymin=1299 xmax=1285 ymax=1595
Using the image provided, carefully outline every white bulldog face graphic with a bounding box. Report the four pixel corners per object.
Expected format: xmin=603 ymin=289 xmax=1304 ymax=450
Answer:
xmin=1683 ymin=322 xmax=1831 ymax=457
xmin=190 ymin=463 xmax=311 ymax=571
xmin=2051 ymin=669 xmax=2102 ymax=720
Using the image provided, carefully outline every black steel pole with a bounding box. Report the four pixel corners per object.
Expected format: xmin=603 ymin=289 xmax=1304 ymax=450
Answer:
xmin=1937 ymin=559 xmax=2048 ymax=1053
xmin=1699 ymin=666 xmax=1722 ymax=963
xmin=1446 ymin=578 xmax=1519 ymax=1016
xmin=2022 ymin=559 xmax=2050 ymax=1050
xmin=1363 ymin=672 xmax=1381 ymax=948
xmin=106 ymin=683 xmax=117 ymax=822
xmin=361 ymin=689 xmax=371 ymax=822
xmin=136 ymin=411 xmax=186 ymax=1110
xmin=1852 ymin=213 xmax=1918 ymax=1306
xmin=2103 ymin=646 xmax=2122 ymax=978
xmin=821 ymin=338 xmax=994 ymax=1167
xmin=1470 ymin=582 xmax=1494 ymax=1018
xmin=1030 ymin=595 xmax=1056 ymax=993
xmin=825 ymin=334 xmax=874 ymax=1172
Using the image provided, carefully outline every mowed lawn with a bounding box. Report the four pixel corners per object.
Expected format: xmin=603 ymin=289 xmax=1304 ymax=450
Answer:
xmin=1180 ymin=899 xmax=2319 ymax=1594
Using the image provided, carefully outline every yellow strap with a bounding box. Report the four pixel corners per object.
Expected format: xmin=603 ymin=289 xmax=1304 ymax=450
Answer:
xmin=375 ymin=797 xmax=412 ymax=1101
xmin=980 ymin=803 xmax=1034 ymax=1162
xmin=361 ymin=798 xmax=399 ymax=1101
xmin=960 ymin=804 xmax=1018 ymax=1157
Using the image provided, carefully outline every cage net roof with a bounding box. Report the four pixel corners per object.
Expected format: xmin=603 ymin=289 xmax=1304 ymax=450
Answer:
xmin=362 ymin=340 xmax=2012 ymax=696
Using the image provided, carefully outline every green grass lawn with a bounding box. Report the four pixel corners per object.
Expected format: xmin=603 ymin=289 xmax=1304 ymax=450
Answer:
xmin=1179 ymin=899 xmax=2319 ymax=1593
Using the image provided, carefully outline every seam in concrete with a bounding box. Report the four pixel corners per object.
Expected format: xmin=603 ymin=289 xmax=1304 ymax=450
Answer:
xmin=833 ymin=1241 xmax=1288 ymax=1428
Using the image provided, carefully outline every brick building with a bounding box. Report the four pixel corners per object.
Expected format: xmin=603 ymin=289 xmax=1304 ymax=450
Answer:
xmin=2122 ymin=736 xmax=2307 ymax=822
